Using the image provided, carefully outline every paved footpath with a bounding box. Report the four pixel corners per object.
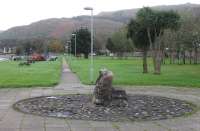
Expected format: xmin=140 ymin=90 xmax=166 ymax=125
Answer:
xmin=55 ymin=58 xmax=82 ymax=90
xmin=0 ymin=59 xmax=199 ymax=131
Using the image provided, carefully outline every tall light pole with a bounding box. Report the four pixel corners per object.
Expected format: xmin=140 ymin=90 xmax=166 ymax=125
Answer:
xmin=67 ymin=40 xmax=71 ymax=63
xmin=72 ymin=34 xmax=77 ymax=57
xmin=84 ymin=7 xmax=94 ymax=83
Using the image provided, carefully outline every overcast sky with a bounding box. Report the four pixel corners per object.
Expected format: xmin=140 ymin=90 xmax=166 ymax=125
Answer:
xmin=0 ymin=0 xmax=200 ymax=30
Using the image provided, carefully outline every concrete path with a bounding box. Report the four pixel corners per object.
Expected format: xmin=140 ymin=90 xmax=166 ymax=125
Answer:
xmin=0 ymin=59 xmax=199 ymax=131
xmin=55 ymin=58 xmax=82 ymax=90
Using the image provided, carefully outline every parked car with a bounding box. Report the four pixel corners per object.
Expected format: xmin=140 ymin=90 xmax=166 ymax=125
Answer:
xmin=31 ymin=53 xmax=46 ymax=61
xmin=89 ymin=53 xmax=96 ymax=56
xmin=47 ymin=56 xmax=58 ymax=61
xmin=11 ymin=56 xmax=22 ymax=61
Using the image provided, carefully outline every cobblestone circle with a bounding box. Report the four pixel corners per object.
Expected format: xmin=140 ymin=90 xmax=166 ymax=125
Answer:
xmin=13 ymin=94 xmax=195 ymax=122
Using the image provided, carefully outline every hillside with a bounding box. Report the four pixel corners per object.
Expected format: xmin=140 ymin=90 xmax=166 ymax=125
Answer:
xmin=0 ymin=17 xmax=123 ymax=40
xmin=0 ymin=3 xmax=200 ymax=47
xmin=98 ymin=3 xmax=200 ymax=23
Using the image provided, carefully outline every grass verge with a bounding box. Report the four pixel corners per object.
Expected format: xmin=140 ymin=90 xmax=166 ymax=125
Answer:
xmin=0 ymin=60 xmax=61 ymax=88
xmin=67 ymin=56 xmax=200 ymax=87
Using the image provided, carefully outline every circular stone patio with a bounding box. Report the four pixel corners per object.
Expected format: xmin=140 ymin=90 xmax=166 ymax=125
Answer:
xmin=13 ymin=94 xmax=195 ymax=122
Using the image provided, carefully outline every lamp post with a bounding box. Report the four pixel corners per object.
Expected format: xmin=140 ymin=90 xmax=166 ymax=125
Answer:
xmin=72 ymin=34 xmax=77 ymax=57
xmin=67 ymin=40 xmax=71 ymax=63
xmin=84 ymin=7 xmax=94 ymax=83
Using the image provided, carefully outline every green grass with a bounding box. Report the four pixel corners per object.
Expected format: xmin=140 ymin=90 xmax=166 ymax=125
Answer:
xmin=0 ymin=60 xmax=61 ymax=88
xmin=67 ymin=56 xmax=200 ymax=87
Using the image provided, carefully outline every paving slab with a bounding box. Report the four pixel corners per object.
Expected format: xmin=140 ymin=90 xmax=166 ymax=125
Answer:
xmin=94 ymin=127 xmax=116 ymax=131
xmin=20 ymin=128 xmax=44 ymax=131
xmin=89 ymin=121 xmax=113 ymax=128
xmin=46 ymin=127 xmax=70 ymax=131
xmin=71 ymin=127 xmax=93 ymax=131
xmin=0 ymin=128 xmax=19 ymax=131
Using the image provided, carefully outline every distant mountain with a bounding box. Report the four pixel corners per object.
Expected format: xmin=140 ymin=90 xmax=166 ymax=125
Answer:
xmin=98 ymin=3 xmax=200 ymax=23
xmin=0 ymin=3 xmax=200 ymax=46
xmin=0 ymin=17 xmax=123 ymax=41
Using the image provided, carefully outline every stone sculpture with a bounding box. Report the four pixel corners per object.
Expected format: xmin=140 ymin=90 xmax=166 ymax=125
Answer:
xmin=92 ymin=68 xmax=127 ymax=106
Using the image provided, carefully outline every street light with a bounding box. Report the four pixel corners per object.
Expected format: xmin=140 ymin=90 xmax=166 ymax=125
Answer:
xmin=67 ymin=40 xmax=71 ymax=63
xmin=72 ymin=33 xmax=77 ymax=57
xmin=84 ymin=7 xmax=94 ymax=83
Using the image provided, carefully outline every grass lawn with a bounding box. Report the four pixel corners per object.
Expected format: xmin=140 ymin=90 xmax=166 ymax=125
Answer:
xmin=0 ymin=60 xmax=61 ymax=88
xmin=67 ymin=57 xmax=200 ymax=87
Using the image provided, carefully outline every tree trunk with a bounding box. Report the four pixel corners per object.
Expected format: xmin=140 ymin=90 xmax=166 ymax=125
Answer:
xmin=162 ymin=50 xmax=165 ymax=65
xmin=177 ymin=50 xmax=181 ymax=65
xmin=153 ymin=50 xmax=162 ymax=75
xmin=143 ymin=48 xmax=148 ymax=73
xmin=170 ymin=50 xmax=173 ymax=64
xmin=124 ymin=53 xmax=128 ymax=60
xmin=183 ymin=50 xmax=186 ymax=64
xmin=170 ymin=50 xmax=175 ymax=64
xmin=155 ymin=59 xmax=161 ymax=74
xmin=154 ymin=33 xmax=162 ymax=74
xmin=117 ymin=53 xmax=123 ymax=59
xmin=147 ymin=28 xmax=162 ymax=74
xmin=194 ymin=48 xmax=198 ymax=64
xmin=172 ymin=51 xmax=176 ymax=64
xmin=152 ymin=51 xmax=156 ymax=72
xmin=189 ymin=51 xmax=192 ymax=64
xmin=84 ymin=53 xmax=88 ymax=59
